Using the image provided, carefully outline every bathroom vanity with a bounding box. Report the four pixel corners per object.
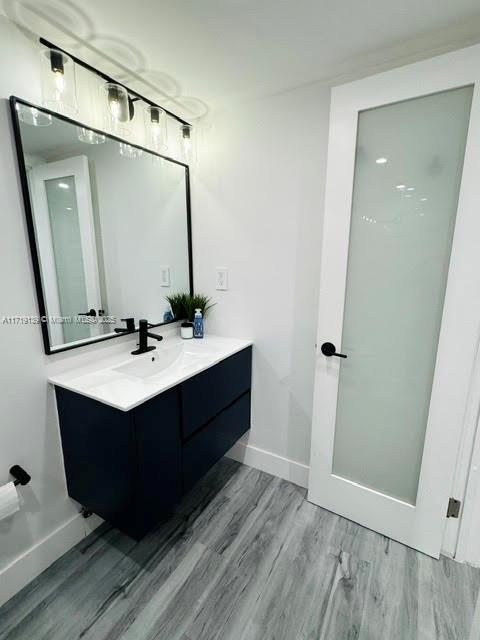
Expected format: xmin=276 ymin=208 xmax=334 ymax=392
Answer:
xmin=50 ymin=336 xmax=252 ymax=540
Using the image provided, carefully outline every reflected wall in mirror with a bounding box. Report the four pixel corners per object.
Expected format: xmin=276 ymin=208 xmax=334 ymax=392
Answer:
xmin=11 ymin=98 xmax=193 ymax=354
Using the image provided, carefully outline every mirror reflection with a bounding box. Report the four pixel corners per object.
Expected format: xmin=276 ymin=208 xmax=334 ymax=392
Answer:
xmin=15 ymin=101 xmax=191 ymax=352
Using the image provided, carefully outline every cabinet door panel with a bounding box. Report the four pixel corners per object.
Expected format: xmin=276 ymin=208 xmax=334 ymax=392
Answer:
xmin=182 ymin=392 xmax=251 ymax=493
xmin=181 ymin=347 xmax=252 ymax=439
xmin=56 ymin=387 xmax=135 ymax=526
xmin=133 ymin=388 xmax=181 ymax=538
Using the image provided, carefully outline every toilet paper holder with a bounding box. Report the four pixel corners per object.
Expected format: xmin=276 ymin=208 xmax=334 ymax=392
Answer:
xmin=9 ymin=465 xmax=31 ymax=487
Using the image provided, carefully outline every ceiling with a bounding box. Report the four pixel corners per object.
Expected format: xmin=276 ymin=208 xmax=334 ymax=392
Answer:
xmin=3 ymin=0 xmax=480 ymax=119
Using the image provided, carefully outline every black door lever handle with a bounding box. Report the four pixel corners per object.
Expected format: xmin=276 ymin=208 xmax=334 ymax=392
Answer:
xmin=321 ymin=342 xmax=347 ymax=358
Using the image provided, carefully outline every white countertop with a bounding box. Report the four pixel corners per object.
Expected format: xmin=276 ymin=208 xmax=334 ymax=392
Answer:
xmin=48 ymin=334 xmax=253 ymax=412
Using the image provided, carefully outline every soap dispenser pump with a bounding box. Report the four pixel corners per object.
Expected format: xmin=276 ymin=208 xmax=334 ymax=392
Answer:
xmin=193 ymin=308 xmax=204 ymax=338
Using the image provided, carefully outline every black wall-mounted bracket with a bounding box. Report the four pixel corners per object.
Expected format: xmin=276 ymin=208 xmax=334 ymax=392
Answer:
xmin=9 ymin=465 xmax=31 ymax=486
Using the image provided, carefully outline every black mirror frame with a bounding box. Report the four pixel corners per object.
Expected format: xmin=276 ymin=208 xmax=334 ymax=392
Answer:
xmin=9 ymin=95 xmax=194 ymax=355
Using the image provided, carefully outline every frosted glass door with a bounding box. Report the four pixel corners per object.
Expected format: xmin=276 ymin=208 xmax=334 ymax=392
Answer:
xmin=308 ymin=48 xmax=480 ymax=558
xmin=332 ymin=86 xmax=473 ymax=505
xmin=29 ymin=156 xmax=103 ymax=349
xmin=44 ymin=175 xmax=90 ymax=343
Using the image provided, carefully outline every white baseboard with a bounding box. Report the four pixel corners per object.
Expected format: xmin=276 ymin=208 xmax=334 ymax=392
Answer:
xmin=0 ymin=512 xmax=102 ymax=608
xmin=227 ymin=440 xmax=310 ymax=488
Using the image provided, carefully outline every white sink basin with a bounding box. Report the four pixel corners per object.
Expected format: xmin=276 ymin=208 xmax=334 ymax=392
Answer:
xmin=48 ymin=335 xmax=253 ymax=411
xmin=114 ymin=344 xmax=184 ymax=379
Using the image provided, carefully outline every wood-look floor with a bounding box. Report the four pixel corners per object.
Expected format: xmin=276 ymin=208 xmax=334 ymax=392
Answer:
xmin=1 ymin=458 xmax=479 ymax=640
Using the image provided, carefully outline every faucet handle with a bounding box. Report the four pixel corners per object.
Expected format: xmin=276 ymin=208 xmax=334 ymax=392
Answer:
xmin=115 ymin=317 xmax=136 ymax=333
xmin=121 ymin=318 xmax=135 ymax=331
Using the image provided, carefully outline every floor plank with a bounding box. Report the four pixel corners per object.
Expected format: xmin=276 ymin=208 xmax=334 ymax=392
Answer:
xmin=238 ymin=499 xmax=338 ymax=640
xmin=186 ymin=478 xmax=306 ymax=640
xmin=0 ymin=458 xmax=479 ymax=640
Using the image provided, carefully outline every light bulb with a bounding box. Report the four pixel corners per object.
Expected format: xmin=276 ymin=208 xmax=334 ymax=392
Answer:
xmin=151 ymin=122 xmax=161 ymax=140
xmin=145 ymin=105 xmax=167 ymax=152
xmin=183 ymin=138 xmax=192 ymax=160
xmin=104 ymin=83 xmax=131 ymax=134
xmin=53 ymin=70 xmax=65 ymax=96
xmin=110 ymin=98 xmax=120 ymax=121
xmin=41 ymin=47 xmax=77 ymax=115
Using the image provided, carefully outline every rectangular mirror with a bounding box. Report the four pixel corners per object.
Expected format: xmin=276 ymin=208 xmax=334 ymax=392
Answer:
xmin=10 ymin=97 xmax=193 ymax=354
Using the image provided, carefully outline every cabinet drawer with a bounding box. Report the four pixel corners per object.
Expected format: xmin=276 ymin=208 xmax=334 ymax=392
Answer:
xmin=181 ymin=347 xmax=252 ymax=439
xmin=182 ymin=391 xmax=251 ymax=493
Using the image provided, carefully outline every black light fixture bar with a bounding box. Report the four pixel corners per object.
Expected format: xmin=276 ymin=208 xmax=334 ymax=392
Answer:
xmin=39 ymin=37 xmax=192 ymax=127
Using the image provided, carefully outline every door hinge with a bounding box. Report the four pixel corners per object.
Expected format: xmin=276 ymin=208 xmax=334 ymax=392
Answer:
xmin=446 ymin=498 xmax=461 ymax=518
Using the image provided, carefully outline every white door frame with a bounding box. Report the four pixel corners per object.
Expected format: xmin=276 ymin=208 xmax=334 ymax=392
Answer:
xmin=308 ymin=44 xmax=480 ymax=559
xmin=29 ymin=155 xmax=102 ymax=345
xmin=442 ymin=331 xmax=480 ymax=562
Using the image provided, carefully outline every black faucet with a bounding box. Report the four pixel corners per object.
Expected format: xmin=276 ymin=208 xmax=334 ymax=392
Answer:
xmin=114 ymin=317 xmax=136 ymax=333
xmin=132 ymin=319 xmax=163 ymax=355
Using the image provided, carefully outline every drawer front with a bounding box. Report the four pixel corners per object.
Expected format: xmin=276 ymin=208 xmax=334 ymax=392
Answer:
xmin=182 ymin=391 xmax=251 ymax=493
xmin=181 ymin=346 xmax=252 ymax=440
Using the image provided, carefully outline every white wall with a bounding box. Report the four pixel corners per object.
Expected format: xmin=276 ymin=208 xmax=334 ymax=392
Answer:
xmin=193 ymin=83 xmax=331 ymax=475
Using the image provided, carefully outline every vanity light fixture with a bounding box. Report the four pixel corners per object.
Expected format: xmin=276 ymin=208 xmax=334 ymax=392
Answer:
xmin=103 ymin=82 xmax=133 ymax=136
xmin=39 ymin=38 xmax=193 ymax=162
xmin=181 ymin=123 xmax=194 ymax=162
xmin=145 ymin=105 xmax=168 ymax=153
xmin=376 ymin=157 xmax=388 ymax=164
xmin=77 ymin=127 xmax=106 ymax=145
xmin=40 ymin=47 xmax=77 ymax=115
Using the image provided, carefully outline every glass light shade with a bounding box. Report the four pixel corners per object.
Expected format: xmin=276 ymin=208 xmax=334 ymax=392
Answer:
xmin=16 ymin=103 xmax=52 ymax=127
xmin=144 ymin=104 xmax=167 ymax=153
xmin=77 ymin=127 xmax=105 ymax=144
xmin=102 ymin=82 xmax=131 ymax=136
xmin=119 ymin=142 xmax=143 ymax=159
xmin=40 ymin=48 xmax=77 ymax=116
xmin=181 ymin=123 xmax=195 ymax=163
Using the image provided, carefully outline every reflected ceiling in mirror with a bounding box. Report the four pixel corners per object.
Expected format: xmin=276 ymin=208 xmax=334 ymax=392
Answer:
xmin=11 ymin=97 xmax=192 ymax=354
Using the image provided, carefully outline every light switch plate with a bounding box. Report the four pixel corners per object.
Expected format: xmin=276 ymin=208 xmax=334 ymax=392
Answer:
xmin=216 ymin=267 xmax=228 ymax=290
xmin=159 ymin=266 xmax=170 ymax=287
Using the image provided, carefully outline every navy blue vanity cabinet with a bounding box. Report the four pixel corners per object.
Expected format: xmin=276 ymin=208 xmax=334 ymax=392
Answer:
xmin=181 ymin=348 xmax=252 ymax=440
xmin=182 ymin=391 xmax=251 ymax=493
xmin=180 ymin=347 xmax=252 ymax=492
xmin=56 ymin=386 xmax=181 ymax=540
xmin=55 ymin=345 xmax=252 ymax=540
